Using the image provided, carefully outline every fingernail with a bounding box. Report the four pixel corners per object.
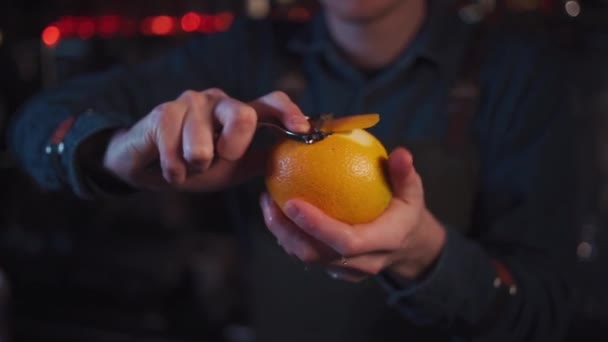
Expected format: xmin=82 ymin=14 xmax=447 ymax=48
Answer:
xmin=292 ymin=124 xmax=309 ymax=133
xmin=283 ymin=202 xmax=301 ymax=221
xmin=291 ymin=117 xmax=310 ymax=132
xmin=259 ymin=194 xmax=273 ymax=224
xmin=260 ymin=192 xmax=274 ymax=209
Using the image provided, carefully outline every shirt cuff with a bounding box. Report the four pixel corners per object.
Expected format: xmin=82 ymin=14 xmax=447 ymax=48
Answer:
xmin=378 ymin=227 xmax=498 ymax=328
xmin=54 ymin=109 xmax=133 ymax=199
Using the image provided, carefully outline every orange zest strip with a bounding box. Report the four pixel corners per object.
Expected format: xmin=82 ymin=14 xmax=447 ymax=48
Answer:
xmin=323 ymin=113 xmax=380 ymax=133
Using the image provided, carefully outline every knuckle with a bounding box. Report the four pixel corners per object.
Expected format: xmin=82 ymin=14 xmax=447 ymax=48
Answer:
xmin=205 ymin=87 xmax=226 ymax=97
xmin=152 ymin=103 xmax=168 ymax=119
xmin=179 ymin=89 xmax=198 ymax=100
xmin=232 ymin=106 xmax=257 ymax=132
xmin=153 ymin=102 xmax=179 ymax=123
xmin=181 ymin=90 xmax=209 ymax=109
xmin=270 ymin=90 xmax=291 ymax=102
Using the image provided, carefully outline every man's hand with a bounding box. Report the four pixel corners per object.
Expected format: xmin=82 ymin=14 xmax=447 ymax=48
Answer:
xmin=102 ymin=89 xmax=309 ymax=192
xmin=259 ymin=147 xmax=447 ymax=282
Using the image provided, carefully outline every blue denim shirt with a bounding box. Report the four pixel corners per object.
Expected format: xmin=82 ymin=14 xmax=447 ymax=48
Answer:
xmin=7 ymin=1 xmax=576 ymax=341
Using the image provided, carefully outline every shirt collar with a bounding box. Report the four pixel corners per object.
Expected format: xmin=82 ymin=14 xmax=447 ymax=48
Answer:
xmin=287 ymin=0 xmax=477 ymax=70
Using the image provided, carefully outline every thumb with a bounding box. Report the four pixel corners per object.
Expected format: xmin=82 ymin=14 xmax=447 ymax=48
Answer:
xmin=388 ymin=147 xmax=423 ymax=203
xmin=248 ymin=92 xmax=310 ymax=133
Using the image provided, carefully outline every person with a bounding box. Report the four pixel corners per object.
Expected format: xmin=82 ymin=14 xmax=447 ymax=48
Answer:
xmin=6 ymin=0 xmax=578 ymax=341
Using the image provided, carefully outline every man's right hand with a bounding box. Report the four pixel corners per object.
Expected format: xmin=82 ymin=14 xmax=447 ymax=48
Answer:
xmin=102 ymin=89 xmax=310 ymax=192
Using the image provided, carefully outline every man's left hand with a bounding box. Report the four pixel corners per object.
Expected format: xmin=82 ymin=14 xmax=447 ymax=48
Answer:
xmin=259 ymin=147 xmax=447 ymax=283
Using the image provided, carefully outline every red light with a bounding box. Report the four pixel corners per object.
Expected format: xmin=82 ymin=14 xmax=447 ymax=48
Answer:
xmin=42 ymin=25 xmax=61 ymax=46
xmin=213 ymin=12 xmax=234 ymax=32
xmin=140 ymin=17 xmax=152 ymax=35
xmin=76 ymin=17 xmax=96 ymax=39
xmin=98 ymin=15 xmax=120 ymax=37
xmin=55 ymin=16 xmax=75 ymax=35
xmin=120 ymin=18 xmax=137 ymax=36
xmin=199 ymin=14 xmax=214 ymax=33
xmin=287 ymin=7 xmax=312 ymax=21
xmin=181 ymin=12 xmax=201 ymax=32
xmin=150 ymin=15 xmax=175 ymax=35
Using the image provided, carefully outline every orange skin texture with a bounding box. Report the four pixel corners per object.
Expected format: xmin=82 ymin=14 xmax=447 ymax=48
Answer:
xmin=265 ymin=129 xmax=392 ymax=225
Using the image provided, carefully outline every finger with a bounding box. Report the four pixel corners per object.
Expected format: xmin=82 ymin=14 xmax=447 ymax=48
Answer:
xmin=249 ymin=91 xmax=310 ymax=132
xmin=180 ymin=91 xmax=218 ymax=173
xmin=151 ymin=102 xmax=188 ymax=184
xmin=282 ymin=199 xmax=364 ymax=257
xmin=177 ymin=149 xmax=269 ymax=192
xmin=214 ymin=98 xmax=258 ymax=161
xmin=260 ymin=193 xmax=335 ymax=264
xmin=325 ymin=266 xmax=369 ymax=283
xmin=388 ymin=147 xmax=424 ymax=204
xmin=326 ymin=252 xmax=389 ymax=277
xmin=283 ymin=198 xmax=415 ymax=256
xmin=102 ymin=127 xmax=168 ymax=190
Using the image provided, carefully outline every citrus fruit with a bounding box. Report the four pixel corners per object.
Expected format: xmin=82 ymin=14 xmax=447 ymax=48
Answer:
xmin=265 ymin=118 xmax=392 ymax=225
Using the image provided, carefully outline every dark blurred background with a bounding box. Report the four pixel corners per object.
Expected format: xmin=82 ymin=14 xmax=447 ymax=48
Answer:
xmin=1 ymin=0 xmax=608 ymax=341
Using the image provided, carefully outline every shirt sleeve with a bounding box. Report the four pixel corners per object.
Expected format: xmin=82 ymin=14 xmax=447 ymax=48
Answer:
xmin=378 ymin=29 xmax=577 ymax=341
xmin=6 ymin=18 xmax=259 ymax=199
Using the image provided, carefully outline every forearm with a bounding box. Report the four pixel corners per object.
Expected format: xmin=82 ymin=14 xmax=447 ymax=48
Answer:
xmin=8 ymin=99 xmax=134 ymax=197
xmin=379 ymin=226 xmax=572 ymax=341
xmin=7 ymin=37 xmax=220 ymax=197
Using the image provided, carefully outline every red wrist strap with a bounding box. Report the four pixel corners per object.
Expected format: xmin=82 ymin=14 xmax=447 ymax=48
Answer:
xmin=45 ymin=115 xmax=79 ymax=185
xmin=492 ymin=259 xmax=517 ymax=295
xmin=50 ymin=116 xmax=77 ymax=145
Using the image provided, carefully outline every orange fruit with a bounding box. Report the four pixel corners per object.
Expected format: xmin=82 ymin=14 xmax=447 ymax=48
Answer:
xmin=265 ymin=118 xmax=392 ymax=225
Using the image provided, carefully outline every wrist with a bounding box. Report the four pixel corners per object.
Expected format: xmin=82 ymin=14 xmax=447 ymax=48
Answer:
xmin=101 ymin=128 xmax=129 ymax=175
xmin=78 ymin=128 xmax=134 ymax=194
xmin=387 ymin=209 xmax=446 ymax=281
